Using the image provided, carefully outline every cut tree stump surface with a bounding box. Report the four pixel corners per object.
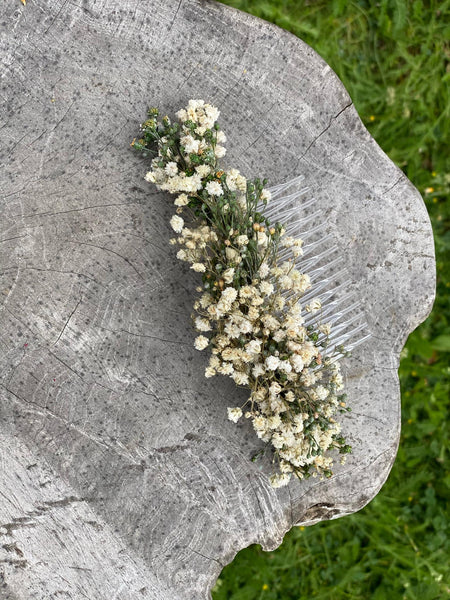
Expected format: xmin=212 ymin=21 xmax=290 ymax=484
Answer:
xmin=0 ymin=1 xmax=435 ymax=599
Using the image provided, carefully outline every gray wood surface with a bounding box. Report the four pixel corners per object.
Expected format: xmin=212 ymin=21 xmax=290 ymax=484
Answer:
xmin=0 ymin=1 xmax=435 ymax=598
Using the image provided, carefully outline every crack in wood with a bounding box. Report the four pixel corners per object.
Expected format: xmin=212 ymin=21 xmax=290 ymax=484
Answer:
xmin=296 ymin=101 xmax=353 ymax=165
xmin=52 ymin=295 xmax=83 ymax=346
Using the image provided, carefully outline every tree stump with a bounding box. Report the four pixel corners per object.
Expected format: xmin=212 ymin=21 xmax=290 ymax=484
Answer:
xmin=0 ymin=1 xmax=435 ymax=598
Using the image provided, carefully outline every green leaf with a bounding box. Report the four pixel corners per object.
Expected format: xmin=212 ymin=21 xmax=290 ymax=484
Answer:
xmin=431 ymin=335 xmax=450 ymax=352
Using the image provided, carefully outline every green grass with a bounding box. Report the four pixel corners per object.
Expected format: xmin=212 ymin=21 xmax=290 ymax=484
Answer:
xmin=213 ymin=1 xmax=450 ymax=598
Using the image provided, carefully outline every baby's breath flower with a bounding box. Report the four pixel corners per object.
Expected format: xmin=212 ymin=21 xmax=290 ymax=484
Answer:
xmin=306 ymin=298 xmax=322 ymax=313
xmin=214 ymin=145 xmax=226 ymax=158
xmin=227 ymin=407 xmax=243 ymax=423
xmin=181 ymin=135 xmax=200 ymax=154
xmin=205 ymin=180 xmax=224 ymax=196
xmin=144 ymin=171 xmax=156 ymax=183
xmin=170 ymin=215 xmax=184 ymax=233
xmin=195 ymin=164 xmax=211 ymax=178
xmin=205 ymin=367 xmax=216 ymax=378
xmin=260 ymin=189 xmax=271 ymax=202
xmin=236 ymin=234 xmax=249 ymax=246
xmin=135 ymin=99 xmax=351 ymax=489
xmin=174 ymin=194 xmax=189 ymax=207
xmin=269 ymin=473 xmax=291 ymax=488
xmin=165 ymin=161 xmax=178 ymax=177
xmin=195 ymin=317 xmax=212 ymax=332
xmin=216 ymin=130 xmax=226 ymax=143
xmin=223 ymin=267 xmax=235 ymax=284
xmin=265 ymin=356 xmax=280 ymax=371
xmin=191 ymin=262 xmax=206 ymax=273
xmin=194 ymin=335 xmax=209 ymax=351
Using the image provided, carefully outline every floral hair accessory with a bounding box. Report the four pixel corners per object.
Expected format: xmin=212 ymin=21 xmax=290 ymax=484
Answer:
xmin=132 ymin=99 xmax=355 ymax=488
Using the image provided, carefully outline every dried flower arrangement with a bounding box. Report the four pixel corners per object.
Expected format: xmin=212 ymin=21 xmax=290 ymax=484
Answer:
xmin=132 ymin=100 xmax=351 ymax=488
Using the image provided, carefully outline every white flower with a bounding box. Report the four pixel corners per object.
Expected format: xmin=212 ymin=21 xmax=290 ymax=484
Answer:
xmin=245 ymin=339 xmax=262 ymax=355
xmin=225 ymin=247 xmax=241 ymax=263
xmin=223 ymin=267 xmax=235 ymax=284
xmin=214 ymin=145 xmax=226 ymax=158
xmin=176 ymin=108 xmax=188 ymax=121
xmin=258 ymin=262 xmax=270 ymax=278
xmin=265 ymin=355 xmax=280 ymax=371
xmin=144 ymin=171 xmax=156 ymax=183
xmin=252 ymin=363 xmax=265 ymax=377
xmin=191 ymin=263 xmax=206 ymax=273
xmin=272 ymin=329 xmax=286 ymax=343
xmin=170 ymin=215 xmax=184 ymax=233
xmin=227 ymin=407 xmax=243 ymax=423
xmin=204 ymin=103 xmax=220 ymax=123
xmin=219 ymin=362 xmax=234 ymax=375
xmin=216 ymin=130 xmax=226 ymax=143
xmin=195 ymin=164 xmax=211 ymax=178
xmin=257 ymin=231 xmax=268 ymax=247
xmin=278 ymin=360 xmax=292 ymax=374
xmin=236 ymin=235 xmax=249 ymax=246
xmin=165 ymin=161 xmax=178 ymax=177
xmin=253 ymin=416 xmax=267 ymax=430
xmin=319 ymin=323 xmax=332 ymax=336
xmin=195 ymin=317 xmax=212 ymax=332
xmin=266 ymin=416 xmax=280 ymax=430
xmin=260 ymin=189 xmax=272 ymax=203
xmin=194 ymin=335 xmax=209 ymax=350
xmin=269 ymin=473 xmax=291 ymax=488
xmin=174 ymin=194 xmax=189 ymax=206
xmin=290 ymin=354 xmax=305 ymax=373
xmin=259 ymin=281 xmax=274 ymax=296
xmin=205 ymin=367 xmax=216 ymax=378
xmin=239 ymin=285 xmax=254 ymax=299
xmin=306 ymin=298 xmax=322 ymax=313
xmin=269 ymin=381 xmax=282 ymax=397
xmin=181 ymin=135 xmax=200 ymax=154
xmin=315 ymin=386 xmax=329 ymax=401
xmin=235 ymin=175 xmax=247 ymax=192
xmin=206 ymin=180 xmax=224 ymax=196
xmin=221 ymin=287 xmax=238 ymax=303
xmin=232 ymin=371 xmax=249 ymax=385
xmin=182 ymin=174 xmax=203 ymax=192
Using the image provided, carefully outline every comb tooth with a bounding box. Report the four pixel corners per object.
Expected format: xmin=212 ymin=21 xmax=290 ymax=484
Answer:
xmin=298 ymin=246 xmax=340 ymax=271
xmin=327 ymin=323 xmax=368 ymax=351
xmin=264 ymin=175 xmax=371 ymax=359
xmin=303 ymin=297 xmax=360 ymax=324
xmin=292 ymin=222 xmax=329 ymax=240
xmin=283 ymin=270 xmax=349 ymax=303
xmin=324 ymin=301 xmax=364 ymax=324
xmin=308 ymin=256 xmax=344 ymax=278
xmin=302 ymin=270 xmax=350 ymax=299
xmin=284 ymin=212 xmax=325 ymax=235
xmin=316 ymin=294 xmax=361 ymax=315
xmin=300 ymin=233 xmax=335 ymax=256
xmin=317 ymin=312 xmax=365 ymax=338
xmin=264 ymin=186 xmax=310 ymax=205
xmin=325 ymin=333 xmax=373 ymax=364
xmin=266 ymin=200 xmax=316 ymax=222
xmin=278 ymin=239 xmax=337 ymax=263
xmin=344 ymin=333 xmax=372 ymax=352
xmin=267 ymin=174 xmax=306 ymax=196
xmin=262 ymin=194 xmax=316 ymax=219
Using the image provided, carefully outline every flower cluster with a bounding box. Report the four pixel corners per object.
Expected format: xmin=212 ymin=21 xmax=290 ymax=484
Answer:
xmin=132 ymin=99 xmax=351 ymax=488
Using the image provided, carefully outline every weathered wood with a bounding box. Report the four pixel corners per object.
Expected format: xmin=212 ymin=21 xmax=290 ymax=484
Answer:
xmin=0 ymin=1 xmax=435 ymax=598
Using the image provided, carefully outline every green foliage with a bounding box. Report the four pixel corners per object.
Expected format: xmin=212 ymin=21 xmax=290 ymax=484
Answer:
xmin=213 ymin=0 xmax=450 ymax=598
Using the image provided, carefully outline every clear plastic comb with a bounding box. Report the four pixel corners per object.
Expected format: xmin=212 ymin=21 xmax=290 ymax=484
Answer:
xmin=259 ymin=175 xmax=371 ymax=362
